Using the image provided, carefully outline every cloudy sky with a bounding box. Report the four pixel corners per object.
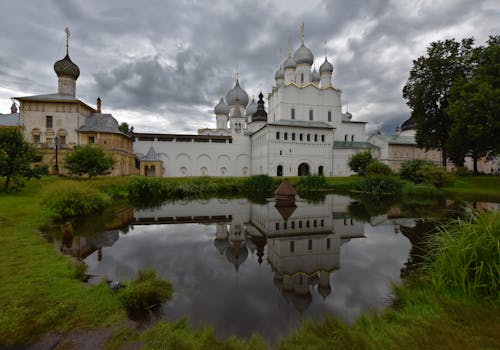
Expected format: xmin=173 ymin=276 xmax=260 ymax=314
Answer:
xmin=0 ymin=0 xmax=498 ymax=134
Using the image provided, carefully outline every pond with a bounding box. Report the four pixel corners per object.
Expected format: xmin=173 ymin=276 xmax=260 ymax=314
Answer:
xmin=44 ymin=195 xmax=498 ymax=343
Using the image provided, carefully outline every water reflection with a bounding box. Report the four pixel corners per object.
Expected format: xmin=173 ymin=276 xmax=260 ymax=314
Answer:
xmin=47 ymin=195 xmax=443 ymax=341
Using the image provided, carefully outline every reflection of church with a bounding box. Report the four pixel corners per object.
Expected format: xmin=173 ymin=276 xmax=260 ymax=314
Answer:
xmin=132 ymin=195 xmax=365 ymax=314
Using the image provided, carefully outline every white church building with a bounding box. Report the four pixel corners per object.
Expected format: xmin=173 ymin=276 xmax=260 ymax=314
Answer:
xmin=134 ymin=27 xmax=376 ymax=177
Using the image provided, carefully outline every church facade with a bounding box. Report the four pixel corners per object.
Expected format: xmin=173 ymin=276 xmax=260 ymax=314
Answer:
xmin=134 ymin=28 xmax=375 ymax=177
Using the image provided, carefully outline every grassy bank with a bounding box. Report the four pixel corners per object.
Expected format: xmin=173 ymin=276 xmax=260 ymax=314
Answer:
xmin=1 ymin=176 xmax=499 ymax=349
xmin=443 ymin=175 xmax=500 ymax=202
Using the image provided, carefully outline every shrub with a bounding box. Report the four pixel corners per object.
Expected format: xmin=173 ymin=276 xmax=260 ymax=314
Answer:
xmin=427 ymin=211 xmax=500 ymax=299
xmin=399 ymin=159 xmax=435 ymax=183
xmin=365 ymin=161 xmax=392 ymax=176
xmin=118 ymin=269 xmax=173 ymax=313
xmin=295 ymin=175 xmax=328 ymax=191
xmin=348 ymin=151 xmax=374 ymax=176
xmin=357 ymin=176 xmax=403 ymax=195
xmin=64 ymin=145 xmax=115 ymax=178
xmin=453 ymin=166 xmax=473 ymax=177
xmin=244 ymin=175 xmax=276 ymax=193
xmin=416 ymin=164 xmax=453 ymax=188
xmin=41 ymin=181 xmax=111 ymax=218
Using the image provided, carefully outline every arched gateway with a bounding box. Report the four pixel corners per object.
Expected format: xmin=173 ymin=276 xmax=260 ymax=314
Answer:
xmin=298 ymin=163 xmax=310 ymax=176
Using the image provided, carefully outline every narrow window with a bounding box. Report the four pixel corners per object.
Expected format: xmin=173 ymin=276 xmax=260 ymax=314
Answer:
xmin=46 ymin=116 xmax=53 ymax=129
xmin=291 ymin=221 xmax=295 ymax=229
xmin=321 ymin=219 xmax=324 ymax=226
xmin=308 ymin=240 xmax=312 ymax=250
xmin=283 ymin=222 xmax=287 ymax=229
xmin=290 ymin=241 xmax=295 ymax=253
xmin=299 ymin=221 xmax=303 ymax=228
xmin=326 ymin=238 xmax=331 ymax=249
xmin=291 ymin=108 xmax=295 ymax=119
xmin=284 ymin=132 xmax=288 ymax=140
xmin=88 ymin=136 xmax=95 ymax=144
xmin=299 ymin=133 xmax=303 ymax=141
xmin=276 ymin=131 xmax=280 ymax=140
xmin=328 ymin=111 xmax=332 ymax=122
xmin=292 ymin=133 xmax=295 ymax=141
xmin=321 ymin=135 xmax=325 ymax=142
xmin=313 ymin=220 xmax=317 ymax=227
xmin=343 ymin=217 xmax=347 ymax=225
xmin=345 ymin=134 xmax=348 ymax=142
xmin=301 ymin=73 xmax=304 ymax=83
xmin=279 ymin=150 xmax=283 ymax=156
xmin=307 ymin=134 xmax=311 ymax=142
xmin=276 ymin=222 xmax=280 ymax=230
xmin=309 ymin=109 xmax=313 ymax=120
xmin=314 ymin=134 xmax=318 ymax=142
xmin=306 ymin=220 xmax=310 ymax=228
xmin=351 ymin=135 xmax=355 ymax=142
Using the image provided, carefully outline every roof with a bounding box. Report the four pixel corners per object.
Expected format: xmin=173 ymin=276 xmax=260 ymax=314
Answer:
xmin=77 ymin=113 xmax=131 ymax=138
xmin=14 ymin=93 xmax=96 ymax=112
xmin=0 ymin=113 xmax=20 ymax=126
xmin=134 ymin=132 xmax=232 ymax=141
xmin=274 ymin=179 xmax=298 ymax=196
xmin=269 ymin=120 xmax=335 ymax=129
xmin=374 ymin=134 xmax=416 ymax=145
xmin=401 ymin=115 xmax=417 ymax=131
xmin=334 ymin=141 xmax=379 ymax=149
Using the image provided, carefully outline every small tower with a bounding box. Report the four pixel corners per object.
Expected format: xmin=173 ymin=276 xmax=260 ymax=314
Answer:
xmin=10 ymin=102 xmax=18 ymax=114
xmin=53 ymin=28 xmax=80 ymax=97
xmin=214 ymin=97 xmax=229 ymax=129
xmin=251 ymin=92 xmax=268 ymax=123
xmin=293 ymin=23 xmax=314 ymax=85
xmin=283 ymin=36 xmax=296 ymax=85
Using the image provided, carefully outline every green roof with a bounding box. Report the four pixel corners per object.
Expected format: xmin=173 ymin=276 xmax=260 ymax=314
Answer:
xmin=334 ymin=141 xmax=379 ymax=149
xmin=375 ymin=134 xmax=416 ymax=145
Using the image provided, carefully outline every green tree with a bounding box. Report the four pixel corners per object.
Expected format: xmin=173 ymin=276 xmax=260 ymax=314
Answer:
xmin=447 ymin=36 xmax=500 ymax=174
xmin=403 ymin=38 xmax=475 ymax=167
xmin=64 ymin=145 xmax=115 ymax=178
xmin=0 ymin=127 xmax=38 ymax=191
xmin=118 ymin=122 xmax=134 ymax=136
xmin=348 ymin=151 xmax=374 ymax=176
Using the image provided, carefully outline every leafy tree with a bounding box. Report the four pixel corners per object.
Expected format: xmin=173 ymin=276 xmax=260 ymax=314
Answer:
xmin=447 ymin=36 xmax=500 ymax=174
xmin=64 ymin=145 xmax=115 ymax=178
xmin=118 ymin=122 xmax=134 ymax=136
xmin=0 ymin=127 xmax=40 ymax=191
xmin=403 ymin=38 xmax=475 ymax=167
xmin=348 ymin=151 xmax=374 ymax=176
xmin=416 ymin=164 xmax=453 ymax=188
xmin=399 ymin=159 xmax=435 ymax=183
xmin=365 ymin=161 xmax=392 ymax=176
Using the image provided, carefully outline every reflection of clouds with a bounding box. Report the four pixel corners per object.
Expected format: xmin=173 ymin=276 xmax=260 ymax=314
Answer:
xmin=84 ymin=211 xmax=411 ymax=342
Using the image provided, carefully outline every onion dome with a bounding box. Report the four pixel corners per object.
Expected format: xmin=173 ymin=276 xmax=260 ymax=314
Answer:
xmin=246 ymin=98 xmax=257 ymax=116
xmin=225 ymin=243 xmax=248 ymax=271
xmin=293 ymin=43 xmax=314 ymax=65
xmin=312 ymin=68 xmax=320 ymax=83
xmin=226 ymin=79 xmax=249 ymax=107
xmin=251 ymin=92 xmax=268 ymax=123
xmin=319 ymin=57 xmax=333 ymax=74
xmin=274 ymin=65 xmax=284 ymax=80
xmin=283 ymin=53 xmax=296 ymax=69
xmin=345 ymin=111 xmax=352 ymax=120
xmin=214 ymin=238 xmax=228 ymax=255
xmin=54 ymin=54 xmax=80 ymax=80
xmin=214 ymin=97 xmax=229 ymax=115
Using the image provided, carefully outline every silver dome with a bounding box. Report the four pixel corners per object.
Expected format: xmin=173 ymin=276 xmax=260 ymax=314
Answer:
xmin=226 ymin=79 xmax=249 ymax=107
xmin=246 ymin=98 xmax=257 ymax=116
xmin=275 ymin=66 xmax=284 ymax=80
xmin=319 ymin=57 xmax=333 ymax=73
xmin=293 ymin=43 xmax=314 ymax=65
xmin=283 ymin=54 xmax=296 ymax=69
xmin=312 ymin=68 xmax=320 ymax=82
xmin=214 ymin=97 xmax=229 ymax=115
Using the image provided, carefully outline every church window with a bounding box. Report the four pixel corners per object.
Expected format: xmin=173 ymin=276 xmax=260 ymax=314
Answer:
xmin=299 ymin=133 xmax=303 ymax=141
xmin=290 ymin=241 xmax=294 ymax=252
xmin=88 ymin=136 xmax=95 ymax=144
xmin=276 ymin=131 xmax=280 ymax=140
xmin=318 ymin=166 xmax=324 ymax=175
xmin=276 ymin=223 xmax=280 ymax=230
xmin=59 ymin=135 xmax=66 ymax=144
xmin=314 ymin=220 xmax=317 ymax=227
xmin=321 ymin=135 xmax=325 ymax=142
xmin=309 ymin=109 xmax=313 ymax=120
xmin=301 ymin=73 xmax=304 ymax=83
xmin=327 ymin=238 xmax=331 ymax=249
xmin=306 ymin=220 xmax=310 ymax=228
xmin=291 ymin=221 xmax=295 ymax=229
xmin=308 ymin=240 xmax=312 ymax=250
xmin=314 ymin=134 xmax=318 ymax=142
xmin=291 ymin=108 xmax=295 ymax=119
xmin=46 ymin=116 xmax=53 ymax=129
xmin=292 ymin=133 xmax=295 ymax=141
xmin=351 ymin=135 xmax=355 ymax=141
xmin=33 ymin=135 xmax=40 ymax=143
xmin=279 ymin=150 xmax=282 ymax=156
xmin=299 ymin=221 xmax=303 ymax=228
xmin=307 ymin=134 xmax=311 ymax=142
xmin=345 ymin=134 xmax=348 ymax=141
xmin=321 ymin=219 xmax=324 ymax=226
xmin=284 ymin=222 xmax=287 ymax=229
xmin=328 ymin=111 xmax=332 ymax=121
xmin=284 ymin=132 xmax=288 ymax=140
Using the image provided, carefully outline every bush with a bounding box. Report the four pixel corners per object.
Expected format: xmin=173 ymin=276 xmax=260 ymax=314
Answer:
xmin=295 ymin=175 xmax=328 ymax=191
xmin=64 ymin=145 xmax=115 ymax=178
xmin=416 ymin=164 xmax=453 ymax=188
xmin=453 ymin=166 xmax=473 ymax=177
xmin=41 ymin=181 xmax=111 ymax=218
xmin=427 ymin=211 xmax=500 ymax=299
xmin=356 ymin=176 xmax=403 ymax=195
xmin=399 ymin=159 xmax=435 ymax=183
xmin=243 ymin=175 xmax=276 ymax=193
xmin=348 ymin=151 xmax=374 ymax=176
xmin=118 ymin=269 xmax=173 ymax=313
xmin=365 ymin=161 xmax=392 ymax=176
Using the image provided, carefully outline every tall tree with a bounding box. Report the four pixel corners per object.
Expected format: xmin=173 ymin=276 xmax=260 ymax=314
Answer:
xmin=64 ymin=145 xmax=115 ymax=178
xmin=0 ymin=127 xmax=36 ymax=191
xmin=403 ymin=38 xmax=475 ymax=166
xmin=447 ymin=36 xmax=500 ymax=174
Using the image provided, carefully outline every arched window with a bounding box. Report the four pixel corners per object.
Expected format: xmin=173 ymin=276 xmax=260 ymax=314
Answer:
xmin=301 ymin=73 xmax=304 ymax=83
xmin=318 ymin=166 xmax=324 ymax=175
xmin=314 ymin=134 xmax=318 ymax=142
xmin=276 ymin=131 xmax=280 ymax=140
xmin=307 ymin=134 xmax=311 ymax=142
xmin=277 ymin=165 xmax=283 ymax=176
xmin=284 ymin=132 xmax=288 ymax=140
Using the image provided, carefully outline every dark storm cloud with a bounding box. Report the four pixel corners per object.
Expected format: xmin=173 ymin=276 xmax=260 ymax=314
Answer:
xmin=0 ymin=0 xmax=498 ymax=133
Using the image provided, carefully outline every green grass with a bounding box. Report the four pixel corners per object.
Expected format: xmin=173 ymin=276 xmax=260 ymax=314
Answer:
xmin=443 ymin=175 xmax=500 ymax=201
